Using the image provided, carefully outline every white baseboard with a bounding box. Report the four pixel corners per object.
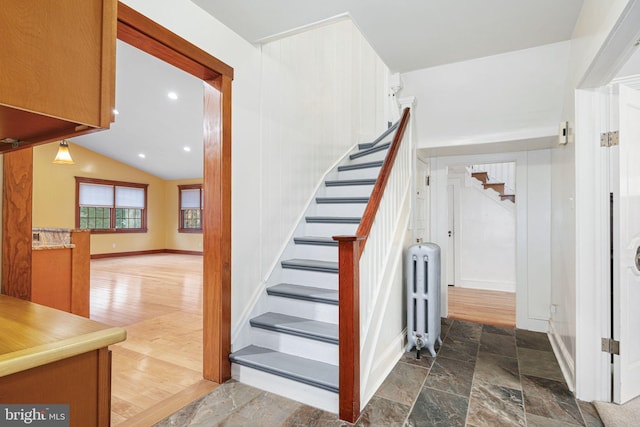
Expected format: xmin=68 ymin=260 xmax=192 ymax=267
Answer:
xmin=518 ymin=318 xmax=549 ymax=333
xmin=456 ymin=279 xmax=516 ymax=293
xmin=548 ymin=319 xmax=576 ymax=392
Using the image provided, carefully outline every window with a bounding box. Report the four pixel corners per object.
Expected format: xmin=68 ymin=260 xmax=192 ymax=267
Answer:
xmin=76 ymin=177 xmax=148 ymax=233
xmin=178 ymin=184 xmax=203 ymax=233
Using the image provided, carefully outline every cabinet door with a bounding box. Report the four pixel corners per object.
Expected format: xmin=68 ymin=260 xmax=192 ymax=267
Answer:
xmin=0 ymin=0 xmax=116 ymax=144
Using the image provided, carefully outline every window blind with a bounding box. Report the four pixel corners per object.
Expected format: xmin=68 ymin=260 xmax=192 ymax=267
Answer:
xmin=115 ymin=186 xmax=145 ymax=209
xmin=181 ymin=188 xmax=201 ymax=209
xmin=79 ymin=183 xmax=114 ymax=207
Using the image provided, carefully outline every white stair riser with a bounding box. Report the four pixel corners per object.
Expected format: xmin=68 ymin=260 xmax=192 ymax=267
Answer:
xmin=304 ymin=222 xmax=359 ymax=236
xmin=321 ymin=185 xmax=374 ymax=198
xmin=267 ymin=295 xmax=338 ymax=323
xmin=337 ymin=167 xmax=381 ymax=180
xmin=280 ymin=269 xmax=338 ymax=288
xmin=352 ymin=148 xmax=388 ymax=163
xmin=292 ymin=244 xmax=338 ymax=262
xmin=232 ymin=364 xmax=338 ymax=414
xmin=249 ymin=328 xmax=338 ymax=365
xmin=313 ymin=203 xmax=367 ymax=217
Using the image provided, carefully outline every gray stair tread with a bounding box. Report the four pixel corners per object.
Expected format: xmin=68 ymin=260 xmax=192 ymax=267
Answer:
xmin=338 ymin=160 xmax=383 ymax=171
xmin=316 ymin=197 xmax=369 ymax=204
xmin=294 ymin=236 xmax=338 ymax=246
xmin=282 ymin=258 xmax=338 ymax=273
xmin=230 ymin=345 xmax=338 ymax=393
xmin=350 ymin=142 xmax=390 ymax=160
xmin=325 ymin=179 xmax=377 ymax=187
xmin=358 ymin=121 xmax=399 ymax=149
xmin=250 ymin=312 xmax=338 ymax=344
xmin=305 ymin=216 xmax=361 ymax=224
xmin=267 ymin=283 xmax=338 ymax=305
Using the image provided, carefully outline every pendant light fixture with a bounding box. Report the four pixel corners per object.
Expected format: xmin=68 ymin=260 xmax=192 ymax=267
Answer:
xmin=52 ymin=140 xmax=74 ymax=165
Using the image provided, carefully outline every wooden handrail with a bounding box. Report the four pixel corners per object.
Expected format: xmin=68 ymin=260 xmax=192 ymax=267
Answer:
xmin=332 ymin=107 xmax=410 ymax=423
xmin=355 ymin=107 xmax=411 ymax=255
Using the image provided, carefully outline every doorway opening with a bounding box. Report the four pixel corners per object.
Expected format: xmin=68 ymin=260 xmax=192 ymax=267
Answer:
xmin=445 ymin=162 xmax=517 ymax=327
xmin=84 ymin=4 xmax=233 ymax=424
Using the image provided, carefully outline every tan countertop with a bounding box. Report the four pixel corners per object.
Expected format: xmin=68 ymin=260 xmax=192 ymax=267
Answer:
xmin=32 ymin=244 xmax=76 ymax=250
xmin=0 ymin=295 xmax=126 ymax=377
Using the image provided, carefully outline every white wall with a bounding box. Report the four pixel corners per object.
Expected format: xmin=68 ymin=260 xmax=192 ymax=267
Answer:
xmin=449 ymin=173 xmax=516 ymax=292
xmin=401 ymin=42 xmax=571 ymax=149
xmin=527 ymin=150 xmax=552 ymax=321
xmin=258 ymin=19 xmax=389 ymax=282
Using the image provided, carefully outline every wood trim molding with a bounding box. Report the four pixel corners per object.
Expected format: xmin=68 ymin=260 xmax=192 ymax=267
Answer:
xmin=355 ymin=107 xmax=410 ymax=254
xmin=116 ymin=2 xmax=233 ymax=384
xmin=116 ymin=3 xmax=233 ymax=81
xmin=164 ymin=249 xmax=204 ymax=256
xmin=202 ymin=75 xmax=232 ymax=382
xmin=89 ymin=249 xmax=205 ymax=259
xmin=91 ymin=249 xmax=165 ymax=259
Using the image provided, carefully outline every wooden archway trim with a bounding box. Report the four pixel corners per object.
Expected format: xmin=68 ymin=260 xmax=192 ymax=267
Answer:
xmin=117 ymin=3 xmax=233 ymax=80
xmin=116 ymin=2 xmax=233 ymax=383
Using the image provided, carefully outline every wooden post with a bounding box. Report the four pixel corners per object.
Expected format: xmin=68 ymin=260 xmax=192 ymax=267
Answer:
xmin=203 ymin=74 xmax=232 ymax=383
xmin=2 ymin=147 xmax=33 ymax=300
xmin=71 ymin=229 xmax=91 ymax=317
xmin=117 ymin=2 xmax=234 ymax=385
xmin=333 ymin=235 xmax=364 ymax=423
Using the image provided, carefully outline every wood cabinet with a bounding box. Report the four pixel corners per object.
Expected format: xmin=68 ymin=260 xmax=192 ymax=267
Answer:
xmin=30 ymin=228 xmax=91 ymax=318
xmin=31 ymin=230 xmax=91 ymax=317
xmin=0 ymin=0 xmax=116 ymax=151
xmin=0 ymin=295 xmax=126 ymax=427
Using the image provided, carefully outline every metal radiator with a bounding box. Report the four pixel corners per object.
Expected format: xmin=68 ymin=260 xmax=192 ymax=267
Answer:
xmin=405 ymin=243 xmax=442 ymax=358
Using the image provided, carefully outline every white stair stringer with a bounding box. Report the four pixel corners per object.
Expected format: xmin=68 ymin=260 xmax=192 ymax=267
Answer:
xmin=229 ymin=124 xmax=397 ymax=413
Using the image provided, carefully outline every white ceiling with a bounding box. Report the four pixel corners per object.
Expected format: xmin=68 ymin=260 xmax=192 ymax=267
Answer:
xmin=192 ymin=0 xmax=584 ymax=72
xmin=72 ymin=1 xmax=586 ymax=180
xmin=71 ymin=41 xmax=204 ymax=181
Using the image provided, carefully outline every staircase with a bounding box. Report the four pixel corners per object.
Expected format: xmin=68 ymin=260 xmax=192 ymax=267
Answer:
xmin=471 ymin=171 xmax=515 ymax=202
xmin=229 ymin=123 xmax=399 ymax=412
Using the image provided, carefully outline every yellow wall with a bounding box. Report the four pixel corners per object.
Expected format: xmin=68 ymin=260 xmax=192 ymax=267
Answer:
xmin=164 ymin=178 xmax=203 ymax=252
xmin=33 ymin=142 xmax=201 ymax=255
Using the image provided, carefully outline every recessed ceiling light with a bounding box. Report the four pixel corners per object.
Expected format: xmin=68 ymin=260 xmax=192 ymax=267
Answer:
xmin=183 ymin=146 xmax=191 ymax=152
xmin=113 ymin=108 xmax=119 ymax=115
xmin=168 ymin=91 xmax=178 ymax=100
xmin=138 ymin=153 xmax=146 ymax=159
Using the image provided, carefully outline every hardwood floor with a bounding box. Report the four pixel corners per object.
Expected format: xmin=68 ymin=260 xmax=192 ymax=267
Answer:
xmin=447 ymin=286 xmax=516 ymax=328
xmin=90 ymin=254 xmax=218 ymax=426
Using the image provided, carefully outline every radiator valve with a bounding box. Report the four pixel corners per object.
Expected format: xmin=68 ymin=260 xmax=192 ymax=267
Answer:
xmin=415 ymin=334 xmax=424 ymax=360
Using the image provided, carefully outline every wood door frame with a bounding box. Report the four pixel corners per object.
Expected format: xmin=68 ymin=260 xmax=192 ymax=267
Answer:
xmin=116 ymin=3 xmax=233 ymax=383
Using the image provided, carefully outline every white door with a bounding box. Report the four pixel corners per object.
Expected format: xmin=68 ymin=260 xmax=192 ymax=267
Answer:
xmin=613 ymin=83 xmax=640 ymax=403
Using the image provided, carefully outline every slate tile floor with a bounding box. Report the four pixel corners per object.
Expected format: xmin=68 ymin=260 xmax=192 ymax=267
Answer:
xmin=155 ymin=319 xmax=604 ymax=426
